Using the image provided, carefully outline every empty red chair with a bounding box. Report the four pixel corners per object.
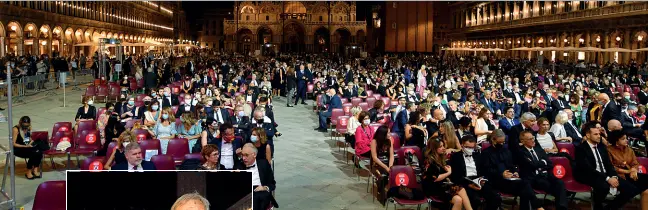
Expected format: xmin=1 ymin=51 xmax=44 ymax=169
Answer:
xmin=30 ymin=131 xmax=48 ymax=143
xmin=81 ymin=156 xmax=106 ymax=171
xmin=105 ymin=142 xmax=118 ymax=160
xmin=184 ymin=153 xmax=204 ymax=162
xmin=82 ymin=85 xmax=96 ymax=100
xmin=359 ymin=102 xmax=370 ymax=111
xmin=388 ymin=166 xmax=427 ymax=208
xmin=366 ymin=97 xmax=377 ymax=108
xmin=133 ymin=129 xmax=152 ymax=143
xmin=77 ymin=120 xmax=97 ymax=134
xmin=329 ymin=108 xmax=344 ymax=130
xmin=549 ymin=156 xmax=591 ymax=203
xmin=342 ymin=103 xmax=353 ymax=116
xmin=32 ymin=181 xmax=66 ymax=210
xmin=633 ymin=87 xmax=640 ymax=95
xmin=137 ymin=79 xmax=145 ymax=89
xmin=389 ymin=132 xmax=401 ymax=149
xmin=95 ymin=84 xmax=109 ymax=102
xmin=373 ymin=94 xmax=382 ymax=100
xmin=150 ymin=155 xmax=176 ymax=170
xmin=335 ymin=116 xmax=350 ymax=144
xmin=167 ymin=138 xmax=189 ymax=164
xmin=638 ymin=157 xmax=648 ymax=174
xmin=51 ymin=122 xmax=72 ymax=136
xmin=351 ymin=97 xmax=362 ymax=107
xmin=108 ymin=85 xmax=121 ymax=102
xmin=43 ymin=131 xmax=73 ymax=169
xmin=339 ymin=97 xmax=348 ymax=104
xmin=140 ymin=139 xmax=162 ymax=160
xmin=397 ymin=146 xmax=423 ymax=165
xmin=481 ymin=142 xmax=491 ymax=151
xmin=365 ymin=90 xmax=373 ymax=96
xmin=624 ymin=85 xmax=631 ymax=93
xmin=129 ymin=81 xmax=139 ymax=93
xmin=70 ymin=130 xmax=101 ymax=163
xmin=316 ymin=94 xmax=324 ymax=109
xmin=555 ymin=142 xmax=575 ymax=159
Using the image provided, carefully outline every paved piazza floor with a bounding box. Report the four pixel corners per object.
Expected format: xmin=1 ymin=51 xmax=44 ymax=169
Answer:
xmin=0 ymin=84 xmax=641 ymax=210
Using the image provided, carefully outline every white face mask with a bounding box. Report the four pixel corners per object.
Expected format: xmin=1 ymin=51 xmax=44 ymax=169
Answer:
xmin=87 ymin=100 xmax=94 ymax=105
xmin=123 ymin=142 xmax=130 ymax=148
xmin=363 ymin=119 xmax=371 ymax=125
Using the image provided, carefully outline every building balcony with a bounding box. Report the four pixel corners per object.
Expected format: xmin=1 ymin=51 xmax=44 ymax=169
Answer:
xmin=224 ymin=20 xmax=365 ymax=26
xmin=459 ymin=2 xmax=648 ymax=33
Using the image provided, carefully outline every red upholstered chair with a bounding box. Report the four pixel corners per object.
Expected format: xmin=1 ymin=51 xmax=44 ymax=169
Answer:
xmin=481 ymin=142 xmax=492 ymax=151
xmin=366 ymin=97 xmax=377 ymax=108
xmin=81 ymin=156 xmax=106 ymax=171
xmin=359 ymin=102 xmax=370 ymax=111
xmin=373 ymin=94 xmax=382 ymax=100
xmin=70 ymin=130 xmax=101 ymax=167
xmin=171 ymin=105 xmax=179 ymax=115
xmin=140 ymin=139 xmax=162 ymax=160
xmin=342 ymin=103 xmax=353 ymax=116
xmin=82 ymin=85 xmax=96 ymax=100
xmin=315 ymin=94 xmax=324 ymax=111
xmin=129 ymin=81 xmax=139 ymax=93
xmin=132 ymin=129 xmax=152 ymax=143
xmin=389 ymin=132 xmax=401 ymax=150
xmin=365 ymin=90 xmax=373 ymax=96
xmin=329 ymin=108 xmax=344 ymax=133
xmin=51 ymin=122 xmax=72 ymax=136
xmin=167 ymin=138 xmax=189 ymax=165
xmin=97 ymin=107 xmax=107 ymax=117
xmin=351 ymin=97 xmax=362 ymax=107
xmin=95 ymin=84 xmax=109 ymax=102
xmin=335 ymin=116 xmax=350 ymax=151
xmin=134 ymin=101 xmax=145 ymax=107
xmin=638 ymin=157 xmax=648 ymax=174
xmin=106 ymin=142 xmax=118 ymax=160
xmin=136 ymin=94 xmax=147 ymax=102
xmin=184 ymin=153 xmax=204 ymax=163
xmin=388 ymin=166 xmax=427 ymax=209
xmin=77 ymin=120 xmax=97 ymax=134
xmin=43 ymin=131 xmax=73 ymax=170
xmin=555 ymin=142 xmax=575 ymax=159
xmin=151 ymin=155 xmax=177 ymax=170
xmin=369 ymin=123 xmax=382 ymax=133
xmin=339 ymin=97 xmax=348 ymax=104
xmin=397 ymin=146 xmax=423 ymax=165
xmin=549 ymin=156 xmax=591 ymax=204
xmin=108 ymin=85 xmax=121 ymax=102
xmin=137 ymin=79 xmax=145 ymax=90
xmin=32 ymin=181 xmax=66 ymax=210
xmin=307 ymin=83 xmax=314 ymax=94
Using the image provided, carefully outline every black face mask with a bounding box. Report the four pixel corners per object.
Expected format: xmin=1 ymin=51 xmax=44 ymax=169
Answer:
xmin=256 ymin=119 xmax=264 ymax=124
xmin=144 ymin=101 xmax=151 ymax=106
xmin=21 ymin=124 xmax=30 ymax=129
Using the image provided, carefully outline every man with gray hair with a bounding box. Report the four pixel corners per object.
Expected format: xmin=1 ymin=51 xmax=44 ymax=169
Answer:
xmin=620 ymin=106 xmax=645 ymax=140
xmin=111 ymin=142 xmax=157 ymax=171
xmin=509 ymin=112 xmax=538 ymax=154
xmin=239 ymin=143 xmax=278 ymax=209
xmin=170 ymin=192 xmax=210 ymax=210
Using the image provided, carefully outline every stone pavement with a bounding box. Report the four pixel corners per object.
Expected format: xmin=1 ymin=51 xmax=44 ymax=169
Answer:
xmin=0 ymin=87 xmax=641 ymax=210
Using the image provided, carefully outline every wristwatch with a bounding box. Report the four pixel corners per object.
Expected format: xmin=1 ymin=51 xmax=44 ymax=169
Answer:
xmin=264 ymin=186 xmax=270 ymax=191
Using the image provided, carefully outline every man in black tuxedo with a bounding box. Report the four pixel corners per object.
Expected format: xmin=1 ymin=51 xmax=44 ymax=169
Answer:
xmin=638 ymin=85 xmax=648 ymax=105
xmin=251 ymin=110 xmax=276 ymax=154
xmin=550 ymin=92 xmax=571 ymax=122
xmin=563 ymin=109 xmax=583 ymax=146
xmin=209 ymin=100 xmax=231 ymax=125
xmin=244 ymin=88 xmax=258 ymax=104
xmin=598 ymin=93 xmax=622 ymax=130
xmin=240 ymin=143 xmax=278 ymax=209
xmin=508 ymin=112 xmax=537 ymax=155
xmin=111 ymin=142 xmax=157 ymax=171
xmin=574 ymin=122 xmax=640 ymax=210
xmin=517 ymin=131 xmax=568 ymax=210
xmin=621 ymin=105 xmax=645 ymax=140
xmin=175 ymin=94 xmax=196 ymax=119
xmin=449 ymin=136 xmax=501 ymax=210
xmin=482 ymin=130 xmax=542 ymax=210
xmin=185 ymin=60 xmax=195 ymax=74
xmin=161 ymin=87 xmax=179 ymax=108
xmin=295 ymin=64 xmax=311 ymax=105
xmin=231 ymin=106 xmax=251 ymax=139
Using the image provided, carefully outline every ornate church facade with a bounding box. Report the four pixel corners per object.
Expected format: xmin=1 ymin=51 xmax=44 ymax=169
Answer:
xmin=223 ymin=1 xmax=367 ymax=54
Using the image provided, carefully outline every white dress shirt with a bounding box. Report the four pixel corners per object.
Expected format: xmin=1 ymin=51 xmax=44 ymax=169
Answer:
xmin=566 ymin=121 xmax=582 ymax=138
xmin=128 ymin=163 xmax=144 ymax=172
xmin=249 ymin=161 xmax=262 ymax=186
xmin=536 ymin=133 xmax=554 ymax=150
xmin=463 ymin=154 xmax=478 ymax=177
xmin=221 ymin=142 xmax=234 ymax=169
xmin=587 ymin=141 xmax=606 ymax=174
xmin=213 ymin=109 xmax=225 ymax=124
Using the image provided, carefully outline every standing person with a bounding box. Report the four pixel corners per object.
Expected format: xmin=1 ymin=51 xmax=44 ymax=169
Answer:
xmin=285 ymin=67 xmax=296 ymax=107
xmin=79 ymin=54 xmax=86 ymax=71
xmin=295 ymin=64 xmax=310 ymax=105
xmin=239 ymin=143 xmax=279 ymax=209
xmin=13 ymin=116 xmax=43 ymax=179
xmin=272 ymin=67 xmax=284 ymax=98
xmin=70 ymin=55 xmax=78 ymax=80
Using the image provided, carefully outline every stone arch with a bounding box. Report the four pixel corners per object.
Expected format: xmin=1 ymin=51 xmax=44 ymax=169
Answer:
xmin=313 ymin=26 xmax=330 ymax=52
xmin=84 ymin=28 xmax=93 ymax=42
xmin=74 ymin=28 xmax=84 ymax=43
xmin=23 ymin=22 xmax=37 ymax=38
xmin=106 ymin=32 xmax=113 ymax=39
xmin=574 ymin=33 xmax=585 ymax=47
xmin=38 ymin=24 xmax=51 ymax=39
xmin=283 ymin=21 xmax=305 ymax=52
xmin=256 ymin=25 xmax=273 ymax=44
xmin=284 ymin=1 xmax=306 ymax=13
xmin=634 ymin=31 xmax=647 ymax=42
xmin=7 ymin=21 xmax=22 ymax=55
xmin=0 ymin=21 xmax=5 ymax=38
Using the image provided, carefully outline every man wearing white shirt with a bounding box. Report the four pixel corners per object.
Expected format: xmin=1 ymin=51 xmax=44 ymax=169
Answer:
xmin=240 ymin=143 xmax=278 ymax=209
xmin=110 ymin=142 xmax=156 ymax=171
xmin=574 ymin=123 xmax=639 ymax=210
xmin=449 ymin=136 xmax=501 ymax=210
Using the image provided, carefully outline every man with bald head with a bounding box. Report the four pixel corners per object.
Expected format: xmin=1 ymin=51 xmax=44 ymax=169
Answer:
xmin=427 ymin=108 xmax=446 ymax=137
xmin=598 ymin=93 xmax=621 ymax=130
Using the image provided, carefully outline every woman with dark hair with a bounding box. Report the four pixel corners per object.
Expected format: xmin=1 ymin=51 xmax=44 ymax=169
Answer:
xmin=474 ymin=107 xmax=493 ymax=144
xmin=251 ymin=127 xmax=272 ymax=164
xmin=607 ymin=130 xmax=648 ymax=209
xmin=103 ymin=130 xmax=134 ymax=170
xmin=97 ymin=113 xmax=125 ymax=156
xmin=354 ymin=111 xmax=374 ymax=158
xmin=13 ymin=116 xmax=43 ymax=179
xmin=404 ymin=111 xmax=427 ymax=150
xmin=370 ymin=125 xmax=394 ymax=205
xmin=422 ymin=138 xmax=473 ymax=210
xmin=368 ymin=100 xmax=385 ymax=123
xmin=285 ymin=67 xmax=296 ymax=107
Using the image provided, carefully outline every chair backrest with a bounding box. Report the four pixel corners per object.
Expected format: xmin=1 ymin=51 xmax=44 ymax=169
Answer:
xmin=33 ymin=181 xmax=66 ymax=210
xmin=342 ymin=103 xmax=353 ymax=115
xmin=52 ymin=122 xmax=72 ymax=135
xmin=171 ymin=106 xmax=179 ymax=115
xmin=50 ymin=131 xmax=73 ymax=149
xmin=76 ymin=130 xmax=101 ymax=149
xmin=549 ymin=156 xmax=573 ymax=181
xmin=481 ymin=142 xmax=491 ymax=151
xmin=77 ymin=120 xmax=97 ymax=133
xmin=129 ymin=81 xmax=138 ymax=91
xmin=316 ymin=94 xmax=324 ymax=106
xmin=638 ymin=157 xmax=648 ymax=174
xmin=351 ymin=98 xmax=362 ymax=107
xmin=373 ymin=94 xmax=382 ymax=100
xmin=137 ymin=79 xmax=145 ymax=88
xmin=97 ymin=107 xmax=107 ymax=117
xmin=366 ymin=98 xmax=377 ymax=108
xmin=339 ymin=97 xmax=348 ymax=104
xmin=106 ymin=142 xmax=118 ymax=159
xmin=140 ymin=139 xmax=162 ymax=160
xmin=307 ymin=83 xmax=314 ymax=93
xmin=81 ymin=156 xmax=106 ymax=171
xmin=359 ymin=102 xmax=370 ymax=111
xmin=389 ymin=132 xmax=401 ymax=150
xmin=167 ymin=138 xmax=189 ymax=159
xmin=365 ymin=90 xmax=374 ymax=96
xmin=555 ymin=142 xmax=575 ymax=159
xmin=150 ymin=155 xmax=177 ymax=170
xmin=133 ymin=129 xmax=152 ymax=143
xmin=85 ymin=86 xmax=96 ymax=95
xmin=108 ymin=85 xmax=120 ymax=95
xmin=184 ymin=153 xmax=204 ymax=162
xmin=134 ymin=101 xmax=145 ymax=107
xmin=96 ymin=85 xmax=109 ymax=96
xmin=397 ymin=146 xmax=423 ymax=165
xmin=336 ymin=116 xmax=350 ymax=131
xmin=330 ymin=108 xmax=344 ymax=125
xmin=30 ymin=131 xmax=49 ymax=143
xmin=389 ymin=165 xmax=421 ymax=189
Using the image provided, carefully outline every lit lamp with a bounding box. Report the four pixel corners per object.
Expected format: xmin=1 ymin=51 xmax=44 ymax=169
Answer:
xmin=27 ymin=25 xmax=33 ymax=31
xmin=54 ymin=29 xmax=60 ymax=34
xmin=75 ymin=31 xmax=81 ymax=36
xmin=563 ymin=38 xmax=568 ymax=43
xmin=579 ymin=38 xmax=584 ymax=43
xmin=639 ymin=35 xmax=644 ymax=41
xmin=508 ymin=41 xmax=512 ymax=44
xmin=41 ymin=28 xmax=48 ymax=33
xmin=550 ymin=39 xmax=554 ymax=43
xmin=596 ymin=36 xmax=601 ymax=42
xmin=41 ymin=41 xmax=47 ymax=46
xmin=499 ymin=41 xmax=503 ymax=45
xmin=10 ymin=25 xmax=17 ymax=31
xmin=517 ymin=40 xmax=520 ymax=44
xmin=538 ymin=39 xmax=543 ymax=44
xmin=616 ymin=36 xmax=621 ymax=42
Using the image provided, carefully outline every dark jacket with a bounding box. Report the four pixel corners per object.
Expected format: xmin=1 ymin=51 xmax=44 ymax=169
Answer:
xmin=111 ymin=161 xmax=157 ymax=170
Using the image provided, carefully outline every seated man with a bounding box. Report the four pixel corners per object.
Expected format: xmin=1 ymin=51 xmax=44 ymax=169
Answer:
xmin=574 ymin=122 xmax=640 ymax=210
xmin=111 ymin=142 xmax=157 ymax=171
xmin=170 ymin=192 xmax=210 ymax=210
xmin=517 ymin=131 xmax=567 ymax=210
xmin=315 ymin=88 xmax=341 ymax=132
xmin=621 ymin=105 xmax=644 ymax=140
xmin=240 ymin=143 xmax=279 ymax=209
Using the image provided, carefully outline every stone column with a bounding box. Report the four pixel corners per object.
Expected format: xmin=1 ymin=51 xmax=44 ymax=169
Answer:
xmin=603 ymin=33 xmax=610 ymax=64
xmin=47 ymin=36 xmax=53 ymax=57
xmin=624 ymin=29 xmax=631 ymax=63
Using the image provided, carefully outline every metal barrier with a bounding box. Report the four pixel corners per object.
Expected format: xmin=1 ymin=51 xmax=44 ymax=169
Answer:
xmin=0 ymin=69 xmax=95 ymax=102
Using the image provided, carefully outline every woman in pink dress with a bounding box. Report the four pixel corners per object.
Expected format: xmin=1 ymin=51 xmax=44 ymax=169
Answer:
xmin=417 ymin=65 xmax=427 ymax=96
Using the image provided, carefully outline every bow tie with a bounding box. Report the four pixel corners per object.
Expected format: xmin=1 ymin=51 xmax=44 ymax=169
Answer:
xmin=246 ymin=164 xmax=256 ymax=169
xmin=464 ymin=154 xmax=472 ymax=158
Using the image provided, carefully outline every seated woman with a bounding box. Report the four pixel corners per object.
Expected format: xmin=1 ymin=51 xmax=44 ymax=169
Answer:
xmin=104 ymin=130 xmax=135 ymax=170
xmin=97 ymin=102 xmax=114 ymax=145
xmin=13 ymin=116 xmax=43 ymax=179
xmin=75 ymin=96 xmax=97 ymax=133
xmin=422 ymin=138 xmax=474 ymax=210
xmin=607 ymin=130 xmax=648 ymax=210
xmin=346 ymin=107 xmax=362 ymax=149
xmin=178 ymin=113 xmax=202 ymax=153
xmin=143 ymin=100 xmax=161 ymax=130
xmin=153 ymin=107 xmax=177 ymax=154
xmin=535 ymin=117 xmax=559 ymax=154
xmin=371 ymin=125 xmax=394 ymax=204
xmin=404 ymin=111 xmax=427 ymax=150
xmin=357 ymin=87 xmax=368 ymax=101
xmin=198 ymin=144 xmax=224 ymax=170
xmin=368 ymin=100 xmax=386 ymax=123
xmin=440 ymin=121 xmax=462 ymax=153
xmin=549 ymin=111 xmax=573 ymax=143
xmin=355 ymin=111 xmax=374 ymax=158
xmin=251 ymin=127 xmax=272 ymax=165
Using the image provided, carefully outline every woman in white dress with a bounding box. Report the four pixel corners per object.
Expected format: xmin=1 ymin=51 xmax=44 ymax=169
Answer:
xmin=416 ymin=65 xmax=427 ymax=96
xmin=473 ymin=107 xmax=493 ymax=144
xmin=549 ymin=111 xmax=573 ymax=143
xmin=143 ymin=100 xmax=161 ymax=130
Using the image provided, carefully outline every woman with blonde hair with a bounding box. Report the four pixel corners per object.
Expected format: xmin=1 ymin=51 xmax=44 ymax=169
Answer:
xmin=346 ymin=106 xmax=363 ymax=148
xmin=251 ymin=127 xmax=272 ymax=164
xmin=235 ymin=95 xmax=253 ymax=117
xmin=549 ymin=111 xmax=572 ymax=143
xmin=422 ymin=138 xmax=473 ymax=210
xmin=440 ymin=121 xmax=462 ymax=153
xmin=153 ymin=107 xmax=177 ymax=154
xmin=178 ymin=112 xmax=202 ymax=153
xmin=104 ymin=130 xmax=136 ymax=170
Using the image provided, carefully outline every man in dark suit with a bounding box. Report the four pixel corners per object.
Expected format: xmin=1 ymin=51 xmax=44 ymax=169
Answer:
xmin=161 ymin=87 xmax=179 ymax=108
xmin=550 ymin=92 xmax=571 ymax=122
xmin=638 ymin=85 xmax=648 ymax=105
xmin=480 ymin=91 xmax=499 ymax=114
xmin=620 ymin=105 xmax=644 ymax=140
xmin=508 ymin=112 xmax=537 ymax=155
xmin=185 ymin=60 xmax=195 ymax=74
xmin=517 ymin=131 xmax=568 ymax=210
xmin=393 ymin=102 xmax=417 ymax=141
xmin=563 ymin=109 xmax=583 ymax=146
xmin=240 ymin=143 xmax=278 ymax=209
xmin=498 ymin=107 xmax=519 ymax=136
xmin=316 ymin=88 xmax=342 ymax=132
xmin=598 ymin=93 xmax=622 ymax=130
xmin=574 ymin=122 xmax=640 ymax=210
xmin=244 ymin=88 xmax=259 ymax=104
xmin=231 ymin=106 xmax=251 ymax=139
xmin=482 ymin=129 xmax=542 ymax=210
xmin=251 ymin=109 xmax=276 ymax=154
xmin=295 ymin=64 xmax=310 ymax=105
xmin=449 ymin=136 xmax=501 ymax=210
xmin=175 ymin=94 xmax=196 ymax=119
xmin=209 ymin=100 xmax=231 ymax=125
xmin=445 ymin=101 xmax=460 ymax=127
xmin=111 ymin=142 xmax=157 ymax=171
